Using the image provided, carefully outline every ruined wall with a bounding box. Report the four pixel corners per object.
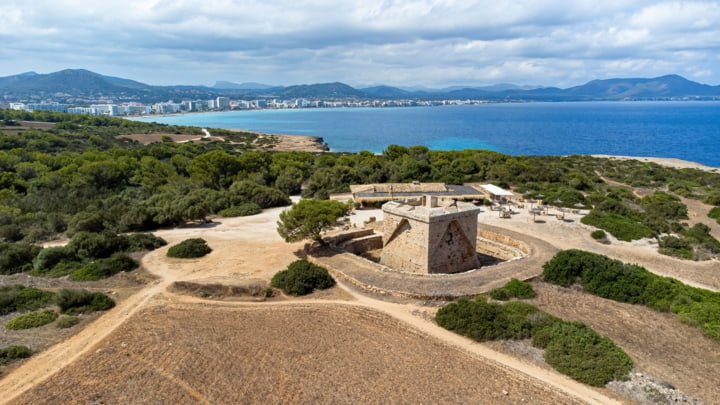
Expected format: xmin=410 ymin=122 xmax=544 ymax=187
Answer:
xmin=380 ymin=213 xmax=430 ymax=273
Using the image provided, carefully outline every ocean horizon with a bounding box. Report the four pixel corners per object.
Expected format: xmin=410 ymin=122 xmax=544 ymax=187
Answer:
xmin=134 ymin=101 xmax=720 ymax=167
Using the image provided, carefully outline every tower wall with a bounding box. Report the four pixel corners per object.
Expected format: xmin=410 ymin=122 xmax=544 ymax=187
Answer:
xmin=380 ymin=197 xmax=480 ymax=274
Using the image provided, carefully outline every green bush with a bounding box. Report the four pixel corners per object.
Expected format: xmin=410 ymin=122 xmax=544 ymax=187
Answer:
xmin=121 ymin=233 xmax=167 ymax=252
xmin=70 ymin=253 xmax=138 ymax=281
xmin=489 ymin=279 xmax=536 ymax=300
xmin=581 ymin=212 xmax=654 ymax=241
xmin=270 ymin=259 xmax=335 ymax=296
xmin=640 ymin=192 xmax=688 ymax=221
xmin=537 ymin=321 xmax=633 ymax=387
xmin=32 ymin=246 xmax=77 ymax=274
xmin=166 ymin=238 xmax=212 ymax=258
xmin=658 ymin=236 xmax=695 ymax=260
xmin=0 ymin=345 xmax=32 ymax=365
xmin=488 ymin=288 xmax=510 ymax=301
xmin=217 ymin=202 xmax=262 ymax=217
xmin=0 ymin=242 xmax=42 ymax=274
xmin=5 ymin=309 xmax=58 ymax=330
xmin=544 ymin=249 xmax=720 ymax=340
xmin=436 ymin=296 xmax=546 ymax=341
xmin=437 ymin=298 xmax=632 ymax=386
xmin=590 ymin=230 xmax=607 ymax=240
xmin=708 ymin=206 xmax=720 ymax=224
xmin=66 ymin=231 xmax=128 ymax=260
xmin=56 ymin=289 xmax=115 ymax=315
xmin=0 ymin=285 xmax=56 ymax=316
xmin=55 ymin=316 xmax=80 ymax=328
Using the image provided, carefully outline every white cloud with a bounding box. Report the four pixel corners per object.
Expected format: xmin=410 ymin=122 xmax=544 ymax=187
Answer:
xmin=1 ymin=0 xmax=719 ymax=86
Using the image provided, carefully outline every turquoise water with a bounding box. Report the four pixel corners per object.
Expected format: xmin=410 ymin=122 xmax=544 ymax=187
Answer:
xmin=134 ymin=101 xmax=720 ymax=167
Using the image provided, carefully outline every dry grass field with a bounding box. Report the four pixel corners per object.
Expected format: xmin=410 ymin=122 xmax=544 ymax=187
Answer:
xmin=528 ymin=281 xmax=720 ymax=404
xmin=12 ymin=303 xmax=583 ymax=405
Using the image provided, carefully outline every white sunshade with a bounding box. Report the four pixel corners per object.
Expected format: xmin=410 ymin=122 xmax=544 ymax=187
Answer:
xmin=480 ymin=184 xmax=513 ymax=196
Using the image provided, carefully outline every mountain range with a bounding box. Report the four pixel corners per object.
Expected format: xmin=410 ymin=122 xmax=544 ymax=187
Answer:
xmin=2 ymin=69 xmax=719 ymax=103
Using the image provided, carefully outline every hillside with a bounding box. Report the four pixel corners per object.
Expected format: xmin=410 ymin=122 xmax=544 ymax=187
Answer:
xmin=1 ymin=69 xmax=719 ymax=103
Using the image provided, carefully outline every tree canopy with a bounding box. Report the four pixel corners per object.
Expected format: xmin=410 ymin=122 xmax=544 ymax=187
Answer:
xmin=276 ymin=199 xmax=351 ymax=242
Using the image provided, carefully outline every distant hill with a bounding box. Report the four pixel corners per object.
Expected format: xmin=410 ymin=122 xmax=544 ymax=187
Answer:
xmin=361 ymin=85 xmax=412 ymax=98
xmin=563 ymin=75 xmax=720 ymax=100
xmin=278 ymin=82 xmax=366 ymax=98
xmin=1 ymin=69 xmax=719 ymax=103
xmin=213 ymin=81 xmax=275 ymax=90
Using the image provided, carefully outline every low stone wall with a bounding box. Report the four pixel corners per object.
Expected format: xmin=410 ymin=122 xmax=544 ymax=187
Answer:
xmin=477 ymin=230 xmax=531 ymax=255
xmin=341 ymin=234 xmax=383 ymax=254
xmin=325 ymin=229 xmax=375 ymax=246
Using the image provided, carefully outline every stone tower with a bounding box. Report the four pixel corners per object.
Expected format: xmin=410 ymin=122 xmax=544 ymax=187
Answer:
xmin=380 ymin=196 xmax=480 ymax=274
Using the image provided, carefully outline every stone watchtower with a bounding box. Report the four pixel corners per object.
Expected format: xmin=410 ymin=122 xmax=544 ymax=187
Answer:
xmin=380 ymin=196 xmax=480 ymax=274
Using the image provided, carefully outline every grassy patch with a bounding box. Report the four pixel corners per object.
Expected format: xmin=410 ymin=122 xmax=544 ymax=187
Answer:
xmin=5 ymin=309 xmax=58 ymax=330
xmin=489 ymin=278 xmax=536 ymax=301
xmin=70 ymin=253 xmax=138 ymax=281
xmin=55 ymin=316 xmax=80 ymax=329
xmin=709 ymin=206 xmax=720 ymax=224
xmin=581 ymin=212 xmax=654 ymax=241
xmin=0 ymin=345 xmax=32 ymax=366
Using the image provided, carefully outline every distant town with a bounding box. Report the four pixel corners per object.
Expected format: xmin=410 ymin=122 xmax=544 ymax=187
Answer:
xmin=6 ymin=97 xmax=489 ymax=117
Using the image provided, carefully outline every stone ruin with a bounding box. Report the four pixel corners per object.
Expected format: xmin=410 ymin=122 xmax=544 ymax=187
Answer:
xmin=380 ymin=196 xmax=480 ymax=274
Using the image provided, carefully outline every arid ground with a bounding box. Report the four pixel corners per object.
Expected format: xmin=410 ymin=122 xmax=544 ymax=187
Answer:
xmin=1 ymin=156 xmax=719 ymax=404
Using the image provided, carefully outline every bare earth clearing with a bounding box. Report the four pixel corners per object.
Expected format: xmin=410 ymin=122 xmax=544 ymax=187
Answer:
xmin=1 ymin=155 xmax=719 ymax=404
xmin=13 ymin=303 xmax=583 ymax=405
xmin=117 ymin=131 xmax=328 ymax=152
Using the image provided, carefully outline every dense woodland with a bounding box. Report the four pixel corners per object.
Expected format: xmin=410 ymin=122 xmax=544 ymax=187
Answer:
xmin=1 ymin=108 xmax=719 ymax=260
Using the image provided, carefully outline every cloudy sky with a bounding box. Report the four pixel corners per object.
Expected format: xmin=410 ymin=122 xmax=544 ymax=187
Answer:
xmin=2 ymin=0 xmax=719 ymax=88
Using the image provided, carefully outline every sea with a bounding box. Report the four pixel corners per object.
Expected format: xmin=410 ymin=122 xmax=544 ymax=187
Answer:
xmin=133 ymin=101 xmax=720 ymax=167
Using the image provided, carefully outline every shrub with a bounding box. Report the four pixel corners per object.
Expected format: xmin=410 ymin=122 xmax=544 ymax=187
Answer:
xmin=66 ymin=231 xmax=128 ymax=260
xmin=5 ymin=309 xmax=58 ymax=330
xmin=436 ymin=296 xmax=544 ymax=341
xmin=658 ymin=236 xmax=694 ymax=260
xmin=56 ymin=289 xmax=115 ymax=315
xmin=166 ymin=238 xmax=212 ymax=258
xmin=590 ymin=230 xmax=607 ymax=241
xmin=503 ymin=279 xmax=536 ymax=299
xmin=542 ymin=249 xmax=599 ymax=287
xmin=0 ymin=242 xmax=42 ymax=275
xmin=0 ymin=345 xmax=32 ymax=365
xmin=581 ymin=212 xmax=654 ymax=241
xmin=544 ymin=249 xmax=720 ymax=340
xmin=0 ymin=285 xmax=56 ymax=316
xmin=489 ymin=279 xmax=536 ymax=301
xmin=56 ymin=316 xmax=80 ymax=328
xmin=537 ymin=321 xmax=633 ymax=387
xmin=121 ymin=233 xmax=167 ymax=252
xmin=217 ymin=202 xmax=262 ymax=217
xmin=270 ymin=259 xmax=335 ymax=296
xmin=32 ymin=246 xmax=76 ymax=273
xmin=708 ymin=206 xmax=720 ymax=224
xmin=436 ymin=298 xmax=632 ymax=386
xmin=70 ymin=253 xmax=138 ymax=281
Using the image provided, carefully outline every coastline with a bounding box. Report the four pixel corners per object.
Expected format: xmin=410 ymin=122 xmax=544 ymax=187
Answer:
xmin=591 ymin=154 xmax=720 ymax=172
